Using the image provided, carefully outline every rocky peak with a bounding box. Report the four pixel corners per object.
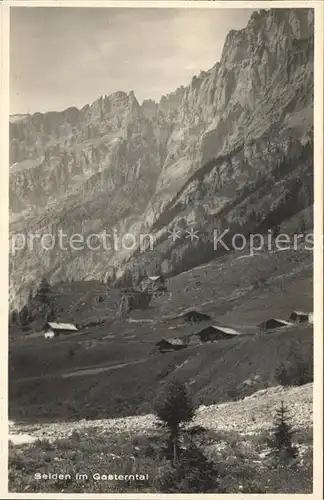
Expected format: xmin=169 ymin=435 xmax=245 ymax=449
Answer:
xmin=159 ymin=86 xmax=185 ymax=112
xmin=141 ymin=99 xmax=158 ymax=119
xmin=9 ymin=8 xmax=314 ymax=310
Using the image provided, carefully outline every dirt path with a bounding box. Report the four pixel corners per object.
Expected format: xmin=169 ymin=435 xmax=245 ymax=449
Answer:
xmin=61 ymin=357 xmax=148 ymax=378
xmin=12 ymin=357 xmax=150 ymax=383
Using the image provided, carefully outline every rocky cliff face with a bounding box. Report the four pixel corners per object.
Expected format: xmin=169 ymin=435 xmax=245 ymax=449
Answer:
xmin=9 ymin=8 xmax=314 ymax=309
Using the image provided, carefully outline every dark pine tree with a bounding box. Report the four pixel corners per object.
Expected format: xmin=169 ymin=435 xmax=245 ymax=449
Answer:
xmin=27 ymin=289 xmax=34 ymax=322
xmin=272 ymin=223 xmax=281 ymax=240
xmin=45 ymin=303 xmax=56 ymax=322
xmin=36 ymin=277 xmax=51 ymax=304
xmin=153 ymin=379 xmax=196 ymax=466
xmin=18 ymin=305 xmax=29 ymax=329
xmin=10 ymin=309 xmax=18 ymax=325
xmin=269 ymin=400 xmax=298 ymax=464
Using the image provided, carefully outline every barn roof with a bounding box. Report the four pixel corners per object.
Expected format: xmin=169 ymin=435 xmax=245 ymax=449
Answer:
xmin=156 ymin=337 xmax=186 ymax=347
xmin=195 ymin=325 xmax=241 ymax=336
xmin=291 ymin=310 xmax=310 ymax=316
xmin=257 ymin=318 xmax=293 ymax=327
xmin=47 ymin=322 xmax=78 ymax=331
xmin=168 ymin=337 xmax=187 ymax=345
xmin=272 ymin=318 xmax=293 ymax=325
xmin=181 ymin=310 xmax=211 ymax=318
xmin=210 ymin=325 xmax=242 ymax=336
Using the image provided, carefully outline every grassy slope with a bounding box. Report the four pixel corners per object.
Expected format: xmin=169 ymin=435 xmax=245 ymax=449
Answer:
xmin=9 ymin=325 xmax=312 ymax=422
xmin=9 ymin=244 xmax=313 ymax=422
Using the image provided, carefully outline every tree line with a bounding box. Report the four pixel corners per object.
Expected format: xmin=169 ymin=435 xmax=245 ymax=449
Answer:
xmin=9 ymin=277 xmax=56 ymax=329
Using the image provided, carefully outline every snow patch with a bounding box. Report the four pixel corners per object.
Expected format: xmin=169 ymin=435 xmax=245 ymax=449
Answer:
xmin=9 ymin=434 xmax=38 ymax=446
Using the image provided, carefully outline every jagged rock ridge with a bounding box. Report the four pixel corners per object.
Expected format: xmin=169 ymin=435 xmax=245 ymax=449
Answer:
xmin=9 ymin=8 xmax=314 ymax=309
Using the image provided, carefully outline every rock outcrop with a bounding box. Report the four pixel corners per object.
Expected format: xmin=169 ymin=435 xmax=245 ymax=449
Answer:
xmin=9 ymin=8 xmax=314 ymax=310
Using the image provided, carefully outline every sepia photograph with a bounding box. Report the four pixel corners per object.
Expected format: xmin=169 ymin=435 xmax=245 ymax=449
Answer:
xmin=3 ymin=0 xmax=323 ymax=495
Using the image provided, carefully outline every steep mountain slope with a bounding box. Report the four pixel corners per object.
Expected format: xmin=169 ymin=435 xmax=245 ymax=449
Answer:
xmin=9 ymin=8 xmax=314 ymax=309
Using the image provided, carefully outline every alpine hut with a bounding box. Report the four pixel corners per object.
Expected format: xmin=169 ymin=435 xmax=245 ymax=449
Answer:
xmin=43 ymin=322 xmax=79 ymax=339
xmin=195 ymin=325 xmax=241 ymax=343
xmin=257 ymin=318 xmax=293 ymax=332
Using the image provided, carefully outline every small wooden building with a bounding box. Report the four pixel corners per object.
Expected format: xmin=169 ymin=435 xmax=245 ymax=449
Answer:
xmin=289 ymin=310 xmax=310 ymax=323
xmin=257 ymin=318 xmax=292 ymax=332
xmin=156 ymin=337 xmax=187 ymax=353
xmin=43 ymin=321 xmax=79 ymax=339
xmin=195 ymin=325 xmax=241 ymax=343
xmin=182 ymin=310 xmax=212 ymax=323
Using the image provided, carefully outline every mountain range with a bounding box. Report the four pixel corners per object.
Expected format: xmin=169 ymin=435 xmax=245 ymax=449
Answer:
xmin=9 ymin=8 xmax=314 ymax=310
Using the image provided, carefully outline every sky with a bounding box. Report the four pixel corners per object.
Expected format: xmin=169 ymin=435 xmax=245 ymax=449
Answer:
xmin=10 ymin=6 xmax=255 ymax=114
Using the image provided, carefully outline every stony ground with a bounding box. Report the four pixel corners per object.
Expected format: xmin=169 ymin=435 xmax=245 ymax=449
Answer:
xmin=8 ymin=383 xmax=313 ymax=494
xmin=9 ymin=382 xmax=312 ymax=445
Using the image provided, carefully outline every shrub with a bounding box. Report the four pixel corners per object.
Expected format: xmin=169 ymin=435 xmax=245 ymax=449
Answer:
xmin=239 ymin=479 xmax=267 ymax=493
xmin=227 ymin=388 xmax=240 ymax=401
xmin=185 ymin=425 xmax=206 ymax=436
xmin=275 ymin=356 xmax=313 ymax=386
xmin=154 ymin=444 xmax=219 ymax=493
